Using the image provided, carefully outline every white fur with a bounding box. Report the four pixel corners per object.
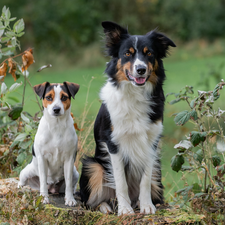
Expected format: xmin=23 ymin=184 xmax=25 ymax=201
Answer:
xmin=18 ymin=85 xmax=79 ymax=206
xmin=100 ymin=81 xmax=163 ymax=215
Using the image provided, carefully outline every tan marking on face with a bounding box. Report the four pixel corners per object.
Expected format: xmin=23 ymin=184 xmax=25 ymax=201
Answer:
xmin=143 ymin=46 xmax=149 ymax=54
xmin=147 ymin=60 xmax=159 ymax=86
xmin=42 ymin=89 xmax=55 ymax=108
xmin=129 ymin=47 xmax=135 ymax=54
xmin=116 ymin=59 xmax=130 ymax=83
xmin=60 ymin=90 xmax=71 ymax=111
xmin=86 ymin=163 xmax=104 ymax=200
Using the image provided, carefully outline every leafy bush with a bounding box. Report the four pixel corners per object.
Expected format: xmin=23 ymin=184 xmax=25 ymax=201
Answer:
xmin=167 ymin=80 xmax=225 ymax=222
xmin=0 ymin=6 xmax=42 ymax=177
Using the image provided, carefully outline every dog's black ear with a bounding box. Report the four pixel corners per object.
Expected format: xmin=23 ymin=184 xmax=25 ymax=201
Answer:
xmin=33 ymin=82 xmax=50 ymax=99
xmin=63 ymin=82 xmax=80 ymax=99
xmin=147 ymin=30 xmax=176 ymax=58
xmin=102 ymin=21 xmax=129 ymax=57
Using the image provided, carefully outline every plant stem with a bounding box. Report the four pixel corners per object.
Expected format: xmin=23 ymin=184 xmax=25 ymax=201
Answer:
xmin=26 ymin=79 xmax=42 ymax=112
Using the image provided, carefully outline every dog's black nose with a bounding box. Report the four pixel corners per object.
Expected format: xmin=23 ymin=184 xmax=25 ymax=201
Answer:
xmin=136 ymin=65 xmax=146 ymax=75
xmin=53 ymin=106 xmax=61 ymax=114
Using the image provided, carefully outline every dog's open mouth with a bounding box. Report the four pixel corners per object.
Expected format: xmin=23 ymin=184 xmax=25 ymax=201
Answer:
xmin=126 ymin=70 xmax=148 ymax=86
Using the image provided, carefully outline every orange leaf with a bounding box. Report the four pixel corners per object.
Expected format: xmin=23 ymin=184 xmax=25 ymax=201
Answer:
xmin=0 ymin=63 xmax=8 ymax=81
xmin=22 ymin=49 xmax=34 ymax=72
xmin=8 ymin=58 xmax=17 ymax=81
xmin=74 ymin=122 xmax=83 ymax=131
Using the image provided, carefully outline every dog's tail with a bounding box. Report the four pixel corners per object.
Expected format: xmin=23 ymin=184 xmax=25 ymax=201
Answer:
xmin=79 ymin=155 xmax=115 ymax=208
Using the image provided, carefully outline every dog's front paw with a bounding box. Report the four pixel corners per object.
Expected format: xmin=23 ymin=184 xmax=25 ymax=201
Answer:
xmin=42 ymin=196 xmax=50 ymax=204
xmin=140 ymin=202 xmax=156 ymax=214
xmin=18 ymin=182 xmax=24 ymax=188
xmin=65 ymin=197 xmax=77 ymax=207
xmin=41 ymin=194 xmax=49 ymax=204
xmin=118 ymin=204 xmax=134 ymax=216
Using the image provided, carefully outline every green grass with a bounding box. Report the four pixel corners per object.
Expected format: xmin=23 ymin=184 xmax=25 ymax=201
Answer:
xmin=3 ymin=54 xmax=225 ymax=201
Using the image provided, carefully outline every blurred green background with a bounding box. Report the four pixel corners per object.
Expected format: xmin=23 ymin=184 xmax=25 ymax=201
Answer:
xmin=1 ymin=0 xmax=225 ymax=200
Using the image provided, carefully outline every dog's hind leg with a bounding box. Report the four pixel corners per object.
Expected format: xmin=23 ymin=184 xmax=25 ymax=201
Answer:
xmin=99 ymin=202 xmax=112 ymax=214
xmin=18 ymin=161 xmax=38 ymax=189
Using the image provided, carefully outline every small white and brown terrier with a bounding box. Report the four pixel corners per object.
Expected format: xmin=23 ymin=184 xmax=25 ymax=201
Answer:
xmin=18 ymin=81 xmax=80 ymax=206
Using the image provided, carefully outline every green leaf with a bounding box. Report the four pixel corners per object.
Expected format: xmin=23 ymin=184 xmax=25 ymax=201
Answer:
xmin=9 ymin=17 xmax=17 ymax=21
xmin=16 ymin=31 xmax=25 ymax=37
xmin=14 ymin=19 xmax=25 ymax=33
xmin=25 ymin=124 xmax=33 ymax=133
xmin=8 ymin=106 xmax=23 ymax=120
xmin=21 ymin=112 xmax=30 ymax=123
xmin=14 ymin=133 xmax=27 ymax=142
xmin=0 ymin=37 xmax=10 ymax=43
xmin=193 ymin=193 xmax=205 ymax=198
xmin=0 ymin=29 xmax=4 ymax=37
xmin=171 ymin=154 xmax=185 ymax=172
xmin=192 ymin=183 xmax=202 ymax=194
xmin=213 ymin=84 xmax=220 ymax=101
xmin=211 ymin=155 xmax=221 ymax=167
xmin=194 ymin=149 xmax=203 ymax=164
xmin=189 ymin=110 xmax=198 ymax=121
xmin=19 ymin=139 xmax=32 ymax=149
xmin=190 ymin=131 xmax=207 ymax=146
xmin=176 ymin=185 xmax=193 ymax=195
xmin=9 ymin=82 xmax=22 ymax=92
xmin=169 ymin=98 xmax=181 ymax=105
xmin=208 ymin=130 xmax=220 ymax=136
xmin=7 ymin=96 xmax=20 ymax=103
xmin=181 ymin=166 xmax=193 ymax=171
xmin=174 ymin=140 xmax=193 ymax=151
xmin=174 ymin=110 xmax=190 ymax=126
xmin=5 ymin=8 xmax=11 ymax=20
xmin=17 ymin=151 xmax=27 ymax=165
xmin=1 ymin=82 xmax=7 ymax=94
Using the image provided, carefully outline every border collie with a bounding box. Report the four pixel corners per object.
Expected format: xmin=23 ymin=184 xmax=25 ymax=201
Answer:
xmin=80 ymin=21 xmax=176 ymax=215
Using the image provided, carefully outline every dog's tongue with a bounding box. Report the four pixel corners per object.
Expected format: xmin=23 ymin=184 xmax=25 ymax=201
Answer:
xmin=135 ymin=77 xmax=146 ymax=84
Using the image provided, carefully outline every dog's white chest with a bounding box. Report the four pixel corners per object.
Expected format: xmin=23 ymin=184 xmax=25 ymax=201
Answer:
xmin=100 ymin=81 xmax=163 ymax=173
xmin=34 ymin=116 xmax=77 ymax=183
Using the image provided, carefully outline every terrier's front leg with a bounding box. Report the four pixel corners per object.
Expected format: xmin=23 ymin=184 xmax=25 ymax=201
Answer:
xmin=37 ymin=156 xmax=49 ymax=204
xmin=64 ymin=158 xmax=77 ymax=207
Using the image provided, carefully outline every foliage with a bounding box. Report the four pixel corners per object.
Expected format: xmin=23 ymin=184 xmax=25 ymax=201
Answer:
xmin=1 ymin=0 xmax=225 ymax=56
xmin=0 ymin=6 xmax=42 ymax=177
xmin=167 ymin=80 xmax=225 ymax=222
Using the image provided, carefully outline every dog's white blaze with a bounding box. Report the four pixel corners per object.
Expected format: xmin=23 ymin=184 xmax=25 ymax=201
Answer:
xmin=100 ymin=81 xmax=163 ymax=178
xmin=46 ymin=85 xmax=66 ymax=117
xmin=133 ymin=58 xmax=147 ymax=76
xmin=134 ymin=36 xmax=138 ymax=53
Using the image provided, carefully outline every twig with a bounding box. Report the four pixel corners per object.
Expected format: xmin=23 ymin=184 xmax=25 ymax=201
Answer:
xmin=26 ymin=79 xmax=43 ymax=112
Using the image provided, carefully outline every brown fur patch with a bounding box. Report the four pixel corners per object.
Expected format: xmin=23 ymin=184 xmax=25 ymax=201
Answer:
xmin=86 ymin=163 xmax=104 ymax=200
xmin=116 ymin=59 xmax=130 ymax=83
xmin=42 ymin=89 xmax=55 ymax=108
xmin=129 ymin=47 xmax=135 ymax=54
xmin=143 ymin=46 xmax=148 ymax=54
xmin=147 ymin=60 xmax=159 ymax=86
xmin=60 ymin=91 xmax=71 ymax=111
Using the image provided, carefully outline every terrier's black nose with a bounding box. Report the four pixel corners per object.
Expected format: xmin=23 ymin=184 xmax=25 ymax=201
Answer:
xmin=136 ymin=65 xmax=146 ymax=75
xmin=53 ymin=106 xmax=61 ymax=114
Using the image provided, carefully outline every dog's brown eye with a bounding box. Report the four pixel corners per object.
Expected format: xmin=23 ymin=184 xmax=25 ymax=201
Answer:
xmin=45 ymin=96 xmax=52 ymax=101
xmin=147 ymin=52 xmax=152 ymax=56
xmin=61 ymin=96 xmax=68 ymax=101
xmin=125 ymin=52 xmax=131 ymax=57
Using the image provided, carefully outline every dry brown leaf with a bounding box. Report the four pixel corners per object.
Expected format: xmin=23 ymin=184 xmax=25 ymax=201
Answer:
xmin=0 ymin=63 xmax=8 ymax=81
xmin=8 ymin=58 xmax=17 ymax=81
xmin=22 ymin=49 xmax=34 ymax=72
xmin=74 ymin=122 xmax=83 ymax=131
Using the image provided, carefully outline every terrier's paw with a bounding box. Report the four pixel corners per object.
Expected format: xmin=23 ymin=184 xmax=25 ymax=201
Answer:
xmin=140 ymin=202 xmax=156 ymax=214
xmin=17 ymin=182 xmax=24 ymax=188
xmin=65 ymin=197 xmax=77 ymax=207
xmin=41 ymin=194 xmax=49 ymax=204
